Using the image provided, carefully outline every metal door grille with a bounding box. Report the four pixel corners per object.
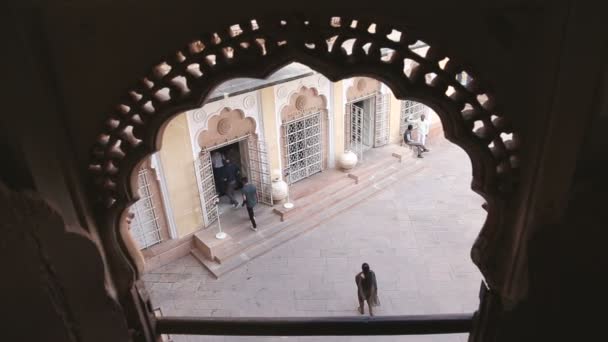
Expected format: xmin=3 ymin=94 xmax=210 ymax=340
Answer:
xmin=283 ymin=113 xmax=323 ymax=183
xmin=374 ymin=93 xmax=390 ymax=147
xmin=344 ymin=103 xmax=352 ymax=152
xmin=349 ymin=104 xmax=364 ymax=162
xmin=362 ymin=99 xmax=374 ymax=148
xmin=247 ymin=139 xmax=273 ymax=205
xmin=400 ymin=100 xmax=426 ymax=135
xmin=195 ymin=148 xmax=218 ymax=227
xmin=129 ymin=168 xmax=162 ymax=249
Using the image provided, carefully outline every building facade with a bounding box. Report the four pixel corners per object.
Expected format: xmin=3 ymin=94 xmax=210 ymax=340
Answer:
xmin=127 ymin=68 xmax=443 ymax=265
xmin=5 ymin=2 xmax=608 ymax=341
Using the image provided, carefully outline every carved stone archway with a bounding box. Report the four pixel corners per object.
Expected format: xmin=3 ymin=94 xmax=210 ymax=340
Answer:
xmin=344 ymin=77 xmax=390 ymax=151
xmin=87 ymin=15 xmax=521 ymax=306
xmin=279 ymin=86 xmax=329 ymax=181
xmin=346 ymin=77 xmax=382 ymax=102
xmin=196 ymin=107 xmax=256 ymax=149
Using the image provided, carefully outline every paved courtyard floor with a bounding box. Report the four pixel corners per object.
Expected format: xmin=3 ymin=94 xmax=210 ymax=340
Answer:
xmin=145 ymin=142 xmax=485 ymax=342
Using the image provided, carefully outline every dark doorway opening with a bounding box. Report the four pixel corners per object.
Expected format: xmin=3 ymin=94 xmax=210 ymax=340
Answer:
xmin=353 ymin=98 xmax=374 ymax=150
xmin=210 ymin=139 xmax=249 ymax=214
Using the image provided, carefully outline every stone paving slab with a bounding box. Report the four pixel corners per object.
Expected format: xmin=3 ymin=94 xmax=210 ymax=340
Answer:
xmin=146 ymin=144 xmax=484 ymax=342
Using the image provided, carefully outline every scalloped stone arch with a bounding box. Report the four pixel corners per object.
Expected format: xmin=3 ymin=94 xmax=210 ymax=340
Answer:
xmin=346 ymin=77 xmax=382 ymax=101
xmin=196 ymin=107 xmax=256 ymax=149
xmin=280 ymin=86 xmax=328 ymax=122
xmin=88 ymin=15 xmax=521 ymax=298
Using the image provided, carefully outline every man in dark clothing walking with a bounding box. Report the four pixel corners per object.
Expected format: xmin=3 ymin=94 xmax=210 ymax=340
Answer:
xmin=211 ymin=151 xmax=225 ymax=195
xmin=241 ymin=177 xmax=258 ymax=231
xmin=223 ymin=159 xmax=240 ymax=208
xmin=355 ymin=263 xmax=380 ymax=316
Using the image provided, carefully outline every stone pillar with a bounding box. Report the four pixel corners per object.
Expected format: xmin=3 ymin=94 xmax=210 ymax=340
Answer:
xmin=389 ymin=90 xmax=402 ymax=144
xmin=333 ymin=80 xmax=345 ymax=161
xmin=160 ymin=114 xmax=203 ymax=238
xmin=260 ymin=86 xmax=281 ymax=173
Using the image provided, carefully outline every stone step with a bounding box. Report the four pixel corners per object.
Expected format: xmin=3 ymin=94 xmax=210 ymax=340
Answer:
xmin=218 ymin=155 xmax=403 ymax=261
xmin=213 ymin=158 xmax=412 ymax=264
xmin=287 ymin=146 xmax=402 ymax=199
xmin=212 ymin=214 xmax=296 ymax=263
xmin=192 ymin=146 xmax=412 ymax=267
xmin=191 ymin=206 xmax=280 ymax=264
xmin=273 ymin=153 xmax=402 ymax=221
xmin=347 ymin=153 xmax=402 ymax=184
xmin=196 ymin=159 xmax=424 ymax=278
xmin=238 ymin=165 xmax=410 ymax=261
xmin=208 ymin=162 xmax=425 ymax=277
xmin=190 ymin=247 xmax=221 ymax=274
xmin=289 ymin=169 xmax=351 ymax=200
xmin=273 ymin=176 xmax=355 ymax=221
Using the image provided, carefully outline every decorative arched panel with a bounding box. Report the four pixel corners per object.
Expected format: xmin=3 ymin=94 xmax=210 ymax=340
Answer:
xmin=280 ymin=86 xmax=328 ymax=122
xmin=346 ymin=77 xmax=382 ymax=102
xmin=196 ymin=107 xmax=256 ymax=149
xmin=88 ymin=15 xmax=521 ymax=301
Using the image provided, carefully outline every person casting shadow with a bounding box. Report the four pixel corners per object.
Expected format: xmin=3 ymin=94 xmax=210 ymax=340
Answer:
xmin=241 ymin=177 xmax=258 ymax=231
xmin=355 ymin=262 xmax=380 ymax=316
xmin=223 ymin=159 xmax=240 ymax=208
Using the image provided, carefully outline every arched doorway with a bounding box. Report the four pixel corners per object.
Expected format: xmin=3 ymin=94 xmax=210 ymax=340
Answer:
xmin=344 ymin=77 xmax=390 ymax=161
xmin=195 ymin=107 xmax=273 ymax=226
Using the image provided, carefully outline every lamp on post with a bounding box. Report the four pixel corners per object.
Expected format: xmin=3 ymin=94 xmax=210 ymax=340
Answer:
xmin=214 ymin=197 xmax=227 ymax=240
xmin=283 ymin=169 xmax=294 ymax=209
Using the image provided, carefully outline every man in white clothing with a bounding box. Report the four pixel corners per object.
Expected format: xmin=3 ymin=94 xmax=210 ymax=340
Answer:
xmin=417 ymin=114 xmax=431 ymax=147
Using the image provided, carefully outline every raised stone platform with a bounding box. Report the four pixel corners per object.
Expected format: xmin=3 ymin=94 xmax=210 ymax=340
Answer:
xmin=191 ymin=144 xmax=424 ymax=278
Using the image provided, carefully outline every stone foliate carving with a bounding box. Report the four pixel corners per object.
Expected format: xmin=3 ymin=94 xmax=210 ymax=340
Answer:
xmin=295 ymin=95 xmax=308 ymax=111
xmin=217 ymin=118 xmax=232 ymax=135
xmin=243 ymin=95 xmax=256 ymax=110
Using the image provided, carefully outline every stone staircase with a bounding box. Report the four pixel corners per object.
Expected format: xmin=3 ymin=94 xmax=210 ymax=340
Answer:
xmin=191 ymin=147 xmax=424 ymax=278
